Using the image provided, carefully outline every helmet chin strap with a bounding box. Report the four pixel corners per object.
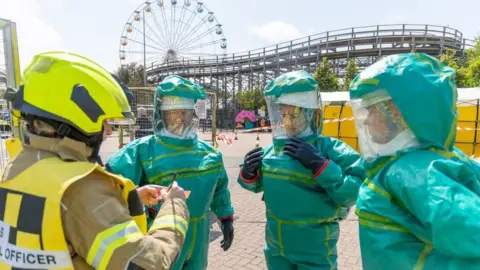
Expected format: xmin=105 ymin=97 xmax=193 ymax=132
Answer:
xmin=88 ymin=136 xmax=104 ymax=164
xmin=24 ymin=114 xmax=104 ymax=163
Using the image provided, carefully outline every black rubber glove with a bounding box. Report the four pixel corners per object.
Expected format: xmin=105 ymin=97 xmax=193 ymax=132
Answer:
xmin=96 ymin=155 xmax=104 ymax=167
xmin=220 ymin=218 xmax=234 ymax=251
xmin=104 ymin=163 xmax=112 ymax=172
xmin=283 ymin=137 xmax=327 ymax=174
xmin=147 ymin=206 xmax=158 ymax=220
xmin=241 ymin=147 xmax=264 ymax=179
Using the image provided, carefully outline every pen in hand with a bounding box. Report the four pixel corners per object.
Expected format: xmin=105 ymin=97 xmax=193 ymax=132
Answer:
xmin=167 ymin=173 xmax=177 ymax=192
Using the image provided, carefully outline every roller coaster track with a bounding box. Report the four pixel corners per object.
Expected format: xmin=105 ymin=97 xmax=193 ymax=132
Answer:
xmin=146 ymin=24 xmax=474 ymax=79
xmin=137 ymin=24 xmax=475 ymax=129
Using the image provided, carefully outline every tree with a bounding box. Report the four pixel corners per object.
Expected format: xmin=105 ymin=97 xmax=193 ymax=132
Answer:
xmin=440 ymin=48 xmax=470 ymax=87
xmin=439 ymin=39 xmax=480 ymax=88
xmin=466 ymin=38 xmax=480 ymax=87
xmin=440 ymin=48 xmax=460 ymax=69
xmin=472 ymin=38 xmax=480 ymax=57
xmin=343 ymin=59 xmax=359 ymax=91
xmin=313 ymin=57 xmax=340 ymax=92
xmin=237 ymin=88 xmax=266 ymax=112
xmin=467 ymin=57 xmax=480 ymax=87
xmin=115 ymin=62 xmax=147 ymax=87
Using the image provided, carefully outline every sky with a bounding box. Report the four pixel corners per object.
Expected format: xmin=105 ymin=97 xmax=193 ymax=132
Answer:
xmin=1 ymin=0 xmax=479 ymax=73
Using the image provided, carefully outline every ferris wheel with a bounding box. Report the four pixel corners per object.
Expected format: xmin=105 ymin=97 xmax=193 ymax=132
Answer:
xmin=119 ymin=0 xmax=227 ymax=68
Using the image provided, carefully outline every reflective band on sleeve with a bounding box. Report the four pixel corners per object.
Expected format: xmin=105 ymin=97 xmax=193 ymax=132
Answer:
xmin=149 ymin=215 xmax=188 ymax=238
xmin=87 ymin=220 xmax=143 ymax=270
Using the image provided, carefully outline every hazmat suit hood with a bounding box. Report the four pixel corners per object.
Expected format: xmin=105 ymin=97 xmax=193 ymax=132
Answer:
xmin=349 ymin=53 xmax=457 ymax=162
xmin=153 ymin=75 xmax=206 ymax=144
xmin=264 ymin=70 xmax=323 ymax=148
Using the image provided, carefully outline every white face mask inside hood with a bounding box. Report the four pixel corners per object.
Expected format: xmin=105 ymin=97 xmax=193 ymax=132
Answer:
xmin=351 ymin=89 xmax=420 ymax=161
xmin=368 ymin=129 xmax=420 ymax=161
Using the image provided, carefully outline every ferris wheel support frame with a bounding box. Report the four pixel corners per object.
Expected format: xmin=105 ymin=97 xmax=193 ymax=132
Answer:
xmin=142 ymin=9 xmax=147 ymax=86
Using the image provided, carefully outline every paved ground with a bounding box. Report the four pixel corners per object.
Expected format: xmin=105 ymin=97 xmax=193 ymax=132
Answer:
xmin=100 ymin=131 xmax=362 ymax=270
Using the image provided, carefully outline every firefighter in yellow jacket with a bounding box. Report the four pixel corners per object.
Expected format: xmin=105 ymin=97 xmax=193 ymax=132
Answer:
xmin=0 ymin=51 xmax=190 ymax=270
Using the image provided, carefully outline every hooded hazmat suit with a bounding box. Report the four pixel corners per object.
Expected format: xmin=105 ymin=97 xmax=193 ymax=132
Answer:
xmin=238 ymin=70 xmax=366 ymax=269
xmin=350 ymin=53 xmax=480 ymax=270
xmin=106 ymin=75 xmax=234 ymax=270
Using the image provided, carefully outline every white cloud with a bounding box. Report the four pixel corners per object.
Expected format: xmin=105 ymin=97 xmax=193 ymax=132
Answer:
xmin=0 ymin=0 xmax=65 ymax=72
xmin=248 ymin=21 xmax=303 ymax=43
xmin=42 ymin=0 xmax=66 ymax=9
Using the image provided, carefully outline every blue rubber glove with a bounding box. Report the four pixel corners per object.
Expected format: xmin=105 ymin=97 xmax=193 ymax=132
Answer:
xmin=283 ymin=137 xmax=326 ymax=174
xmin=241 ymin=147 xmax=264 ymax=179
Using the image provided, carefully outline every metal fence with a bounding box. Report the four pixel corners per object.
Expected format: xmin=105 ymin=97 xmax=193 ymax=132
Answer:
xmin=118 ymin=87 xmax=218 ymax=149
xmin=0 ymin=18 xmax=20 ymax=172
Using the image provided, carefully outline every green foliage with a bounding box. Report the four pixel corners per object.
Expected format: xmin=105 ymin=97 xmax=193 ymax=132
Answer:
xmin=313 ymin=57 xmax=340 ymax=92
xmin=472 ymin=38 xmax=480 ymax=57
xmin=115 ymin=62 xmax=148 ymax=87
xmin=343 ymin=59 xmax=359 ymax=91
xmin=465 ymin=38 xmax=480 ymax=87
xmin=440 ymin=48 xmax=468 ymax=87
xmin=439 ymin=39 xmax=480 ymax=88
xmin=440 ymin=48 xmax=460 ymax=69
xmin=468 ymin=57 xmax=480 ymax=86
xmin=237 ymin=88 xmax=266 ymax=111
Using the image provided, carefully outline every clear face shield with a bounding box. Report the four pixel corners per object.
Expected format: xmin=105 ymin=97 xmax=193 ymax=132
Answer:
xmin=351 ymin=89 xmax=419 ymax=161
xmin=153 ymin=94 xmax=199 ymax=139
xmin=265 ymin=90 xmax=322 ymax=139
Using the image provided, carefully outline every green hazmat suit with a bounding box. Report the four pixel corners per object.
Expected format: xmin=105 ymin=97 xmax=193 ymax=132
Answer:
xmin=238 ymin=70 xmax=366 ymax=269
xmin=106 ymin=75 xmax=234 ymax=270
xmin=350 ymin=53 xmax=480 ymax=270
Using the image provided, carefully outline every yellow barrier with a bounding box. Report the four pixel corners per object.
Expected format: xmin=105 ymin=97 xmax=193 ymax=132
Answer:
xmin=322 ymin=102 xmax=480 ymax=157
xmin=5 ymin=137 xmax=22 ymax=160
xmin=4 ymin=105 xmax=479 ymax=159
xmin=323 ymin=105 xmax=358 ymax=151
xmin=3 ymin=89 xmax=480 ymax=160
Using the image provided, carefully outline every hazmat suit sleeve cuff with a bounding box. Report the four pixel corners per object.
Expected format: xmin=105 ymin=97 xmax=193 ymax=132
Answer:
xmin=313 ymin=160 xmax=330 ymax=178
xmin=240 ymin=170 xmax=260 ymax=183
xmin=211 ymin=200 xmax=235 ymax=220
xmin=218 ymin=215 xmax=233 ymax=222
xmin=314 ymin=159 xmax=343 ymax=186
